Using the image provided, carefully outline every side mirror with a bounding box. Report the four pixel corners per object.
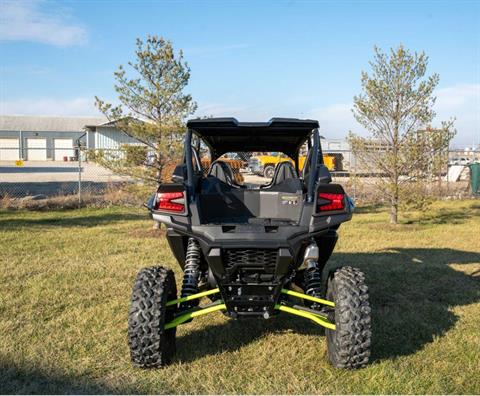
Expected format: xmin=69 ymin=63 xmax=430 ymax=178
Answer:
xmin=171 ymin=164 xmax=187 ymax=183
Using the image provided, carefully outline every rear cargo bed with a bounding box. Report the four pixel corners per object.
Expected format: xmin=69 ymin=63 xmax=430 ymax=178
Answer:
xmin=198 ymin=187 xmax=304 ymax=225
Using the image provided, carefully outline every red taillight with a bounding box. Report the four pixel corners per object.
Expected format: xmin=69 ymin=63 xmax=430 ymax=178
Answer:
xmin=155 ymin=191 xmax=185 ymax=213
xmin=317 ymin=192 xmax=345 ymax=211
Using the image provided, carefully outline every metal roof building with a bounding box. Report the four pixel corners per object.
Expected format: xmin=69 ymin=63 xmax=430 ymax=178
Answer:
xmin=0 ymin=115 xmax=140 ymax=161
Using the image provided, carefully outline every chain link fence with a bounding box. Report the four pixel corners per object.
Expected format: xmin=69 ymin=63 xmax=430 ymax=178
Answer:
xmin=0 ymin=147 xmax=132 ymax=200
xmin=0 ymin=146 xmax=477 ymax=204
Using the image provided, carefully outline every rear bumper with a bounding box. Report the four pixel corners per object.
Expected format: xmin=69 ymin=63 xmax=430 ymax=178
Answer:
xmin=164 ymin=227 xmax=340 ymax=318
xmin=149 ymin=194 xmax=352 ymax=317
xmin=153 ymin=211 xmax=350 ymax=251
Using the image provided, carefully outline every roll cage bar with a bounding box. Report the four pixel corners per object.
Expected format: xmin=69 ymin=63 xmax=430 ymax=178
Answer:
xmin=184 ymin=125 xmax=323 ymax=202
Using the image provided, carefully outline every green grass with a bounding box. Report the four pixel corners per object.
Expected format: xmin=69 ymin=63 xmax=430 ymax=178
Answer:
xmin=1 ymin=201 xmax=479 ymax=394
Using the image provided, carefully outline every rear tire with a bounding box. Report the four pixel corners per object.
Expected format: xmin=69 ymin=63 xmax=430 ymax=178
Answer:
xmin=128 ymin=266 xmax=177 ymax=368
xmin=263 ymin=165 xmax=275 ymax=179
xmin=325 ymin=266 xmax=371 ymax=369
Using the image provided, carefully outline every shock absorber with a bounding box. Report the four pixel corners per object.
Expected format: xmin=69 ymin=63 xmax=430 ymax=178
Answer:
xmin=180 ymin=237 xmax=201 ymax=310
xmin=303 ymin=241 xmax=323 ymax=309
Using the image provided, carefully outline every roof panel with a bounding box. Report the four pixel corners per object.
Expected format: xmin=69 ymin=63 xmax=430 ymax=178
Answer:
xmin=187 ymin=117 xmax=319 ymax=156
xmin=0 ymin=115 xmax=106 ymax=132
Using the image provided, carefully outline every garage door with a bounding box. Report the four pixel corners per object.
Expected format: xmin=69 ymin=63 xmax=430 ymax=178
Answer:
xmin=27 ymin=138 xmax=47 ymax=161
xmin=54 ymin=138 xmax=74 ymax=161
xmin=0 ymin=138 xmax=20 ymax=161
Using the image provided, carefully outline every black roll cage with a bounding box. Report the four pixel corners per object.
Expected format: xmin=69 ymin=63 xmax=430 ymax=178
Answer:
xmin=184 ymin=127 xmax=323 ymax=202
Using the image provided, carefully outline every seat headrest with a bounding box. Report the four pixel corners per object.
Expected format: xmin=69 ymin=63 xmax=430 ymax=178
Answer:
xmin=208 ymin=160 xmax=235 ymax=185
xmin=271 ymin=161 xmax=298 ymax=186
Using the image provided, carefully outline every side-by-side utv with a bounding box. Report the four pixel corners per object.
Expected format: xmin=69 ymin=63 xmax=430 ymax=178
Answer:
xmin=128 ymin=118 xmax=371 ymax=369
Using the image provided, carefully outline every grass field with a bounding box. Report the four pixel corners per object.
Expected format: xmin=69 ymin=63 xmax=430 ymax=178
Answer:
xmin=1 ymin=200 xmax=479 ymax=394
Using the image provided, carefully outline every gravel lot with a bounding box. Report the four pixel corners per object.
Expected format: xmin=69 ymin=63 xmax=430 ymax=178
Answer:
xmin=0 ymin=161 xmax=128 ymax=197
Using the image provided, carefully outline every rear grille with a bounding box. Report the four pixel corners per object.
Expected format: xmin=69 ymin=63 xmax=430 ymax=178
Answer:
xmin=223 ymin=248 xmax=278 ymax=273
xmin=221 ymin=249 xmax=282 ymax=314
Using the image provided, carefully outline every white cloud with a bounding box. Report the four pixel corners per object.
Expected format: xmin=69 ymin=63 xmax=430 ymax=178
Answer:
xmin=307 ymin=103 xmax=358 ymax=138
xmin=0 ymin=0 xmax=87 ymax=47
xmin=434 ymin=84 xmax=480 ymax=147
xmin=1 ymin=97 xmax=99 ymax=116
xmin=195 ymin=103 xmax=272 ymax=120
xmin=3 ymin=84 xmax=478 ymax=147
xmin=435 ymin=84 xmax=479 ymax=110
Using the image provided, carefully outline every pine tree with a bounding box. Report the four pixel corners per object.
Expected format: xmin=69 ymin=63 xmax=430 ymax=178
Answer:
xmin=349 ymin=45 xmax=455 ymax=223
xmin=95 ymin=35 xmax=197 ymax=183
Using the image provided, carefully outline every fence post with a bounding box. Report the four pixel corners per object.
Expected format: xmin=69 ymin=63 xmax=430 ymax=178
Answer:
xmin=352 ymin=151 xmax=356 ymax=202
xmin=78 ymin=148 xmax=82 ymax=207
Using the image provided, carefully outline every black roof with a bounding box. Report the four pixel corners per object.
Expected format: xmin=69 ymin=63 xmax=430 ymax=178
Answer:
xmin=187 ymin=117 xmax=319 ymax=157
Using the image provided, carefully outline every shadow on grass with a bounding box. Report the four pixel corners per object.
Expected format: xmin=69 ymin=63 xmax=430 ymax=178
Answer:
xmin=0 ymin=211 xmax=143 ymax=229
xmin=355 ymin=202 xmax=480 ymax=225
xmin=0 ymin=359 xmax=119 ymax=394
xmin=402 ymin=207 xmax=478 ymax=225
xmin=332 ymin=248 xmax=480 ymax=362
xmin=1 ymin=249 xmax=478 ymax=393
xmin=176 ymin=248 xmax=480 ymax=365
xmin=176 ymin=310 xmax=323 ymax=364
xmin=354 ymin=204 xmax=387 ymax=214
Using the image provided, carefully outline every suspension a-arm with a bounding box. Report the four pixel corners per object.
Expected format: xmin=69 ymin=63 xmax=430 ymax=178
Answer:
xmin=164 ymin=288 xmax=336 ymax=331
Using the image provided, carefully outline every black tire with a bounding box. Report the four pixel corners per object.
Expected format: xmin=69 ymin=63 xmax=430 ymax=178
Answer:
xmin=128 ymin=266 xmax=177 ymax=368
xmin=325 ymin=266 xmax=371 ymax=369
xmin=263 ymin=165 xmax=275 ymax=179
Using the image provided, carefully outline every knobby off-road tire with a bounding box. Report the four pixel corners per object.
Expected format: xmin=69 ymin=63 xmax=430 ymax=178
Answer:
xmin=128 ymin=266 xmax=177 ymax=368
xmin=325 ymin=266 xmax=371 ymax=369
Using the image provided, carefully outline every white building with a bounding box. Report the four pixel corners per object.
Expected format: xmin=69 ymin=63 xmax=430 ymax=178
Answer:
xmin=0 ymin=115 xmax=141 ymax=161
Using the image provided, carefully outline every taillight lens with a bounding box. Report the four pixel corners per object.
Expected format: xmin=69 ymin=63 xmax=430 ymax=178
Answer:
xmin=317 ymin=192 xmax=345 ymax=211
xmin=155 ymin=191 xmax=185 ymax=213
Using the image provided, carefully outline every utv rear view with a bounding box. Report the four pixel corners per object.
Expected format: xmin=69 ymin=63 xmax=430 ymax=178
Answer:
xmin=128 ymin=118 xmax=371 ymax=369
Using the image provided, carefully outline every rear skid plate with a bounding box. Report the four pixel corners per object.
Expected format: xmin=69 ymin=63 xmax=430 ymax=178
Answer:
xmin=164 ymin=288 xmax=336 ymax=331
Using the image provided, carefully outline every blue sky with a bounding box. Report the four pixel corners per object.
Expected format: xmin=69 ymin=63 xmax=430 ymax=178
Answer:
xmin=0 ymin=0 xmax=479 ymax=147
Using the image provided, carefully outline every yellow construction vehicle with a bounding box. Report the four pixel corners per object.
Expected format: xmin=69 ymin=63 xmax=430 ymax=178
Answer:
xmin=248 ymin=152 xmax=336 ymax=178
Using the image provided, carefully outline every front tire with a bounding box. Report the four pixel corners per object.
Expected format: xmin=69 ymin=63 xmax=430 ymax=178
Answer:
xmin=325 ymin=266 xmax=371 ymax=369
xmin=128 ymin=266 xmax=177 ymax=368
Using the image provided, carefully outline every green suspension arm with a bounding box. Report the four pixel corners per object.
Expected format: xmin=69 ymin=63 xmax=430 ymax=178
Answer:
xmin=280 ymin=288 xmax=335 ymax=307
xmin=165 ymin=302 xmax=226 ymax=330
xmin=164 ymin=288 xmax=336 ymax=330
xmin=166 ymin=288 xmax=220 ymax=307
xmin=275 ymin=304 xmax=336 ymax=330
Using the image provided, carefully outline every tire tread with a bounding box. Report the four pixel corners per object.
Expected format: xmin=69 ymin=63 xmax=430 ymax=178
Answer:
xmin=128 ymin=266 xmax=176 ymax=368
xmin=326 ymin=266 xmax=372 ymax=369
